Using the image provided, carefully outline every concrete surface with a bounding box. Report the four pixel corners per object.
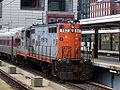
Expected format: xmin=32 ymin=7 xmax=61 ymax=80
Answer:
xmin=0 ymin=78 xmax=14 ymax=90
xmin=0 ymin=61 xmax=69 ymax=90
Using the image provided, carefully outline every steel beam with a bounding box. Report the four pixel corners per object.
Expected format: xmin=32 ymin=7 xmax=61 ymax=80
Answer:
xmin=89 ymin=35 xmax=91 ymax=49
xmin=119 ymin=27 xmax=120 ymax=62
xmin=94 ymin=29 xmax=98 ymax=58
xmin=110 ymin=34 xmax=113 ymax=51
xmin=99 ymin=34 xmax=101 ymax=50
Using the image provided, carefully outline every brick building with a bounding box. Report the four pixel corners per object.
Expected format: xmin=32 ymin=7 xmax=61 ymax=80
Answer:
xmin=90 ymin=0 xmax=120 ymax=18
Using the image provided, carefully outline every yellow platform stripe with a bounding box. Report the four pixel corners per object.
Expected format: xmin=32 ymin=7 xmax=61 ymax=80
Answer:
xmin=0 ymin=45 xmax=16 ymax=48
xmin=92 ymin=61 xmax=120 ymax=68
xmin=99 ymin=55 xmax=119 ymax=59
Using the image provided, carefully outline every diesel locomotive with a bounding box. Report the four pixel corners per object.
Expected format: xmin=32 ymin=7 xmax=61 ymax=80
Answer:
xmin=0 ymin=23 xmax=93 ymax=80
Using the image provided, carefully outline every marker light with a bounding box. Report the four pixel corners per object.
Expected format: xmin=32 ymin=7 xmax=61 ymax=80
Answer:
xmin=71 ymin=26 xmax=74 ymax=29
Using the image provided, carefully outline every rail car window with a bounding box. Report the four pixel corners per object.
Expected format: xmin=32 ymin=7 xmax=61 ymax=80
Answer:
xmin=7 ymin=40 xmax=9 ymax=45
xmin=0 ymin=40 xmax=2 ymax=45
xmin=48 ymin=27 xmax=57 ymax=33
xmin=3 ymin=40 xmax=4 ymax=45
xmin=5 ymin=40 xmax=7 ymax=45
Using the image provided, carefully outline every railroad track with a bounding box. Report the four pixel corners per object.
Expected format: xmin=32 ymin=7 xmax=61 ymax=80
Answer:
xmin=65 ymin=81 xmax=113 ymax=90
xmin=0 ymin=57 xmax=114 ymax=90
xmin=0 ymin=69 xmax=33 ymax=90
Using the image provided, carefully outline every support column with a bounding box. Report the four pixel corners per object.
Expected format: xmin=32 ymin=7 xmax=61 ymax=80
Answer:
xmin=89 ymin=34 xmax=91 ymax=49
xmin=119 ymin=27 xmax=120 ymax=62
xmin=94 ymin=29 xmax=98 ymax=58
xmin=99 ymin=34 xmax=101 ymax=50
xmin=110 ymin=34 xmax=113 ymax=51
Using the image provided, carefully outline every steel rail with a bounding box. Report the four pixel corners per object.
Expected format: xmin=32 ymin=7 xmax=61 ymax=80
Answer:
xmin=65 ymin=82 xmax=86 ymax=90
xmin=0 ymin=69 xmax=33 ymax=90
xmin=86 ymin=81 xmax=114 ymax=90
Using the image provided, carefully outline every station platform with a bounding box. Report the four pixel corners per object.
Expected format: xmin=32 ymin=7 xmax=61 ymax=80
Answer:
xmin=92 ymin=54 xmax=120 ymax=71
xmin=98 ymin=50 xmax=119 ymax=55
xmin=86 ymin=49 xmax=120 ymax=71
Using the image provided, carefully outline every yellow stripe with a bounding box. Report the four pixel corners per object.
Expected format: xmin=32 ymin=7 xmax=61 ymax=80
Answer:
xmin=0 ymin=45 xmax=16 ymax=48
xmin=99 ymin=56 xmax=119 ymax=59
xmin=0 ymin=38 xmax=12 ymax=40
xmin=92 ymin=61 xmax=120 ymax=68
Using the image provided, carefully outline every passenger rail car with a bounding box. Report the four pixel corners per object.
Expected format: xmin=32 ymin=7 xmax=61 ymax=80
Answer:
xmin=0 ymin=23 xmax=93 ymax=81
xmin=0 ymin=27 xmax=23 ymax=59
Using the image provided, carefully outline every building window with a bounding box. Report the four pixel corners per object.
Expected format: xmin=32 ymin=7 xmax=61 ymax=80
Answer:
xmin=99 ymin=4 xmax=100 ymax=9
xmin=103 ymin=3 xmax=104 ymax=8
xmin=116 ymin=3 xmax=119 ymax=7
xmin=48 ymin=0 xmax=65 ymax=11
xmin=101 ymin=11 xmax=102 ymax=16
xmin=96 ymin=5 xmax=98 ymax=9
xmin=103 ymin=11 xmax=105 ymax=15
xmin=108 ymin=2 xmax=110 ymax=7
xmin=66 ymin=18 xmax=71 ymax=22
xmin=116 ymin=10 xmax=118 ymax=14
xmin=57 ymin=18 xmax=64 ymax=22
xmin=49 ymin=18 xmax=55 ymax=23
xmin=112 ymin=10 xmax=114 ymax=14
xmin=98 ymin=12 xmax=99 ymax=16
xmin=106 ymin=3 xmax=107 ymax=8
xmin=101 ymin=4 xmax=102 ymax=8
xmin=106 ymin=10 xmax=107 ymax=15
xmin=21 ymin=0 xmax=45 ymax=10
xmin=108 ymin=10 xmax=110 ymax=15
xmin=112 ymin=2 xmax=115 ymax=7
xmin=96 ymin=12 xmax=97 ymax=16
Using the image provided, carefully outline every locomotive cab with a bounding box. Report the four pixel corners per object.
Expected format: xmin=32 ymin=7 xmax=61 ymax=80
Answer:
xmin=58 ymin=24 xmax=81 ymax=59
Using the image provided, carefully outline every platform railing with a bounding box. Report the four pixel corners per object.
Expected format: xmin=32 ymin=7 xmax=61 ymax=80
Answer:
xmin=81 ymin=46 xmax=92 ymax=61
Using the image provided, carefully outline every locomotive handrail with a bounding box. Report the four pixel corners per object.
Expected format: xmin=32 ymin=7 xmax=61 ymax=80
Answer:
xmin=27 ymin=45 xmax=92 ymax=62
xmin=28 ymin=45 xmax=58 ymax=60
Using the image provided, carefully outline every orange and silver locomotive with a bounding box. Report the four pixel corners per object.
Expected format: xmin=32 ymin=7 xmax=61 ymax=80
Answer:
xmin=0 ymin=23 xmax=93 ymax=81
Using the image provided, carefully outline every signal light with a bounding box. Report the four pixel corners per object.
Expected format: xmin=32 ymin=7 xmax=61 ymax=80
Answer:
xmin=16 ymin=33 xmax=19 ymax=35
